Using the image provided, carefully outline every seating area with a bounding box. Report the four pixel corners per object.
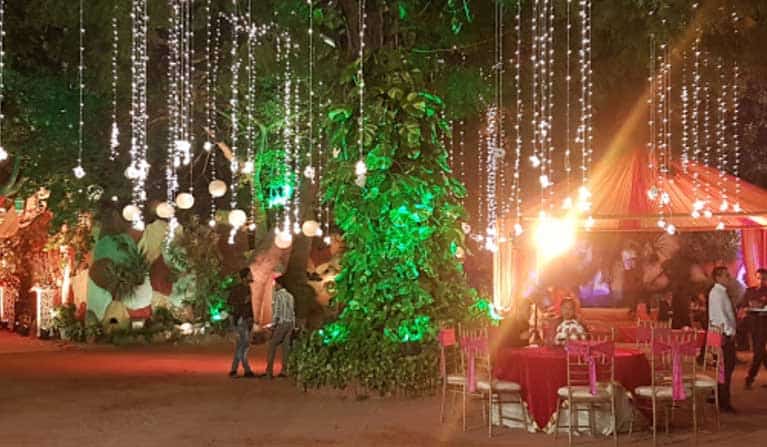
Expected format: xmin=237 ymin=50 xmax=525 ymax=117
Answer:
xmin=440 ymin=323 xmax=725 ymax=445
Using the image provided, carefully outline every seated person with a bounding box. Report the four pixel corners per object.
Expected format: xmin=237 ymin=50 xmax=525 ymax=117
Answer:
xmin=554 ymin=298 xmax=588 ymax=346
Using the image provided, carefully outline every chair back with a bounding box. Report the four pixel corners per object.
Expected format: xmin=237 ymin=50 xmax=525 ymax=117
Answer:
xmin=649 ymin=328 xmax=699 ymax=401
xmin=458 ymin=324 xmax=491 ymax=392
xmin=438 ymin=327 xmax=460 ymax=381
xmin=564 ymin=329 xmax=616 ymax=396
xmin=703 ymin=325 xmax=725 ymax=384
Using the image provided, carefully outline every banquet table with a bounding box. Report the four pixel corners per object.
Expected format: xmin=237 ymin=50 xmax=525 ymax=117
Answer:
xmin=493 ymin=346 xmax=651 ymax=431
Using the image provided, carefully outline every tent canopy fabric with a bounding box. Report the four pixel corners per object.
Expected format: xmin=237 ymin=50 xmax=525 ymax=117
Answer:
xmin=503 ymin=148 xmax=767 ymax=232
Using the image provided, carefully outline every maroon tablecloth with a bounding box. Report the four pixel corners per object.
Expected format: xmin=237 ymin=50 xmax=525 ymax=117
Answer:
xmin=493 ymin=347 xmax=651 ymax=429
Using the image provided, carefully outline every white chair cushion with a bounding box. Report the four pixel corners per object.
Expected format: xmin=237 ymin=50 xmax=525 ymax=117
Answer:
xmin=693 ymin=374 xmax=717 ymax=389
xmin=446 ymin=374 xmax=465 ymax=385
xmin=476 ymin=379 xmax=522 ymax=393
xmin=635 ymin=385 xmax=692 ymax=399
xmin=557 ymin=384 xmax=613 ymax=401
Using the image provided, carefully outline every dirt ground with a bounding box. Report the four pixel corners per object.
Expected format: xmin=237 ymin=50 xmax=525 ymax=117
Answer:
xmin=1 ymin=331 xmax=766 ymax=447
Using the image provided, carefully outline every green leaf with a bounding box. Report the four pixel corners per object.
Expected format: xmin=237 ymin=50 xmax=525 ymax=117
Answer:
xmin=328 ymin=108 xmax=352 ymax=122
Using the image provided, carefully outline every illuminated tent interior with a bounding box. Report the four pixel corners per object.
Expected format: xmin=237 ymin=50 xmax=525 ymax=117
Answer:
xmin=493 ymin=147 xmax=767 ymax=310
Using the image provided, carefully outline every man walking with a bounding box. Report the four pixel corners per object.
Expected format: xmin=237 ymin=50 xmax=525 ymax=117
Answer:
xmin=745 ymin=268 xmax=767 ymax=389
xmin=709 ymin=266 xmax=737 ymax=412
xmin=228 ymin=268 xmax=256 ymax=378
xmin=264 ymin=275 xmax=295 ymax=379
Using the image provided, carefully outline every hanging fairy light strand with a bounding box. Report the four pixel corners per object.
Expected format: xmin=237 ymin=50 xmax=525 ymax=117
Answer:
xmin=512 ymin=0 xmax=523 ymax=236
xmin=73 ymin=0 xmax=86 ymax=179
xmin=165 ymin=0 xmax=181 ymax=234
xmin=229 ymin=0 xmax=241 ymax=211
xmin=0 ymin=0 xmax=5 ymax=164
xmin=731 ymin=9 xmax=742 ymax=214
xmin=715 ymin=58 xmax=729 ymax=225
xmin=577 ymin=0 xmax=593 ymax=217
xmin=691 ymin=34 xmax=702 ymax=215
xmin=208 ymin=11 xmax=222 ymax=227
xmin=128 ymin=0 xmax=150 ymax=229
xmin=109 ymin=12 xmax=119 ymax=161
xmin=354 ymin=0 xmax=367 ymax=187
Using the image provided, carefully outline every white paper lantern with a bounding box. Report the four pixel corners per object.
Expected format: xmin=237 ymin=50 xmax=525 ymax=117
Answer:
xmin=175 ymin=193 xmax=195 ymax=210
xmin=302 ymin=220 xmax=320 ymax=237
xmin=275 ymin=231 xmax=293 ymax=249
xmin=122 ymin=204 xmax=140 ymax=222
xmin=156 ymin=202 xmax=175 ymax=219
xmin=228 ymin=209 xmax=247 ymax=228
xmin=208 ymin=180 xmax=227 ymax=198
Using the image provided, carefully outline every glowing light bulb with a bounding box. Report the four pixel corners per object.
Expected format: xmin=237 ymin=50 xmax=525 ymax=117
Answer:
xmin=647 ymin=187 xmax=658 ymax=201
xmin=208 ymin=219 xmax=216 ymax=228
xmin=514 ymin=223 xmax=523 ymax=236
xmin=355 ymin=160 xmax=367 ymax=176
xmin=203 ymin=141 xmax=214 ymax=152
xmin=529 ymin=155 xmax=541 ymax=168
xmin=241 ymin=161 xmax=254 ymax=174
xmin=73 ymin=166 xmax=86 ymax=179
xmin=539 ymin=175 xmax=551 ymax=188
xmin=719 ymin=200 xmax=728 ymax=212
xmin=715 ymin=221 xmax=725 ymax=231
xmin=693 ymin=200 xmax=705 ymax=211
xmin=733 ymin=203 xmax=742 ymax=213
xmin=563 ymin=197 xmax=573 ymax=209
xmin=657 ymin=218 xmax=666 ymax=228
xmin=0 ymin=146 xmax=8 ymax=161
xmin=703 ymin=210 xmax=713 ymax=219
xmin=666 ymin=224 xmax=676 ymax=235
xmin=691 ymin=210 xmax=700 ymax=219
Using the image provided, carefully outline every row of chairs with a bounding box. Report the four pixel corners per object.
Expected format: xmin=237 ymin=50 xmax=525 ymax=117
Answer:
xmin=438 ymin=325 xmax=528 ymax=437
xmin=439 ymin=324 xmax=724 ymax=446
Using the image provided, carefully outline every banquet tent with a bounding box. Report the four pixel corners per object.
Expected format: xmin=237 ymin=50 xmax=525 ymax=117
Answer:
xmin=493 ymin=147 xmax=767 ymax=308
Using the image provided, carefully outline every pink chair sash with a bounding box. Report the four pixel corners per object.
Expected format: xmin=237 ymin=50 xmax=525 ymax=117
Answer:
xmin=705 ymin=331 xmax=726 ymax=384
xmin=461 ymin=335 xmax=488 ymax=393
xmin=565 ymin=340 xmax=615 ymax=395
xmin=653 ymin=339 xmax=700 ymax=400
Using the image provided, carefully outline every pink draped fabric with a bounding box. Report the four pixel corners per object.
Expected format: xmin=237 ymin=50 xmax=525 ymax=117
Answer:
xmin=565 ymin=340 xmax=615 ymax=395
xmin=461 ymin=335 xmax=488 ymax=393
xmin=742 ymin=229 xmax=767 ymax=287
xmin=652 ymin=339 xmax=699 ymax=401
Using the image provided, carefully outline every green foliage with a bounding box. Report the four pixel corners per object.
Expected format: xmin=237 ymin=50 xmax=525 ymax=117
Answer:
xmin=103 ymin=238 xmax=150 ymax=301
xmin=678 ymin=231 xmax=741 ymax=263
xmin=290 ymin=52 xmax=482 ymax=395
xmin=52 ymin=304 xmax=86 ymax=342
xmin=166 ymin=219 xmax=229 ymax=321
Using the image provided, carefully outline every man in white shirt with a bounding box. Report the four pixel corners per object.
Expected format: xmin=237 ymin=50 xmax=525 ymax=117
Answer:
xmin=709 ymin=266 xmax=737 ymax=412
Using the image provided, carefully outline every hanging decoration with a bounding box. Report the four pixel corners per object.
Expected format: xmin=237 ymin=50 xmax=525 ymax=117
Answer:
xmin=354 ymin=0 xmax=367 ymax=188
xmin=128 ymin=0 xmax=150 ymax=230
xmin=109 ymin=9 xmax=120 ymax=161
xmin=73 ymin=0 xmax=86 ymax=179
xmin=0 ymin=0 xmax=5 ymax=163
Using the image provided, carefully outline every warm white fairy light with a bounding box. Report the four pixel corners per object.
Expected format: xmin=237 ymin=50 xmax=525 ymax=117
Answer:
xmin=0 ymin=0 xmax=5 ymax=163
xmin=128 ymin=0 xmax=150 ymax=229
xmin=229 ymin=0 xmax=241 ymax=212
xmin=545 ymin=0 xmax=555 ymax=203
xmin=680 ymin=51 xmax=689 ymax=172
xmin=690 ymin=35 xmax=701 ymax=212
xmin=74 ymin=0 xmax=86 ymax=179
xmin=109 ymin=13 xmax=120 ymax=161
xmin=732 ymin=62 xmax=741 ymax=212
xmin=715 ymin=59 xmax=729 ymax=225
xmin=577 ymin=0 xmax=593 ymax=216
xmin=512 ymin=2 xmax=523 ymax=233
xmin=291 ymin=47 xmax=302 ymax=234
xmin=458 ymin=120 xmax=466 ymax=208
xmin=355 ymin=0 xmax=367 ymax=186
xmin=278 ymin=34 xmax=294 ymax=235
xmin=166 ymin=0 xmax=182 ymax=240
xmin=484 ymin=105 xmax=499 ymax=243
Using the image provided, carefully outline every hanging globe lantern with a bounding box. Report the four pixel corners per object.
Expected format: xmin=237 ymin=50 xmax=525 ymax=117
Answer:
xmin=208 ymin=180 xmax=227 ymax=198
xmin=275 ymin=231 xmax=293 ymax=249
xmin=228 ymin=209 xmax=247 ymax=228
xmin=175 ymin=192 xmax=195 ymax=210
xmin=122 ymin=204 xmax=140 ymax=222
xmin=156 ymin=202 xmax=175 ymax=219
xmin=301 ymin=220 xmax=320 ymax=237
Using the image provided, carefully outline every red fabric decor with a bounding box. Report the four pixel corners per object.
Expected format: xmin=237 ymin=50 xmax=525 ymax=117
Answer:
xmin=150 ymin=257 xmax=173 ymax=295
xmin=127 ymin=305 xmax=152 ymax=320
xmin=494 ymin=346 xmax=650 ymax=429
xmin=742 ymin=229 xmax=767 ymax=287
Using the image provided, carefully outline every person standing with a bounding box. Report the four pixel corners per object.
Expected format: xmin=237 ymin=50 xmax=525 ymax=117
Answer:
xmin=745 ymin=268 xmax=767 ymax=389
xmin=228 ymin=268 xmax=256 ymax=378
xmin=709 ymin=266 xmax=737 ymax=412
xmin=264 ymin=275 xmax=295 ymax=379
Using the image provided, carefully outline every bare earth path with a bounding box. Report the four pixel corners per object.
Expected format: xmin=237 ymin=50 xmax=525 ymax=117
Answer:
xmin=1 ymin=331 xmax=766 ymax=447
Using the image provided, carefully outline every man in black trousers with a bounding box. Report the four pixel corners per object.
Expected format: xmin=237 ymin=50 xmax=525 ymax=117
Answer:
xmin=745 ymin=268 xmax=767 ymax=389
xmin=709 ymin=266 xmax=738 ymax=412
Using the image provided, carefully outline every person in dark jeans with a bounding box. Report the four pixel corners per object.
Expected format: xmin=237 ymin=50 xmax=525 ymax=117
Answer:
xmin=264 ymin=275 xmax=295 ymax=379
xmin=228 ymin=268 xmax=256 ymax=378
xmin=709 ymin=266 xmax=737 ymax=412
xmin=745 ymin=268 xmax=767 ymax=389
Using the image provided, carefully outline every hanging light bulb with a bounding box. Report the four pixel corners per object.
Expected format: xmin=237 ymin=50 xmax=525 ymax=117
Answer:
xmin=248 ymin=223 xmax=257 ymax=231
xmin=514 ymin=223 xmax=523 ymax=236
xmin=228 ymin=209 xmax=247 ymax=228
xmin=660 ymin=192 xmax=670 ymax=205
xmin=0 ymin=147 xmax=7 ymax=161
xmin=539 ymin=175 xmax=551 ymax=188
xmin=657 ymin=218 xmax=667 ymax=229
xmin=693 ymin=200 xmax=705 ymax=211
xmin=302 ymin=220 xmax=320 ymax=237
xmin=703 ymin=210 xmax=713 ymax=219
xmin=203 ymin=141 xmax=214 ymax=152
xmin=719 ymin=200 xmax=728 ymax=212
xmin=208 ymin=180 xmax=227 ymax=198
xmin=529 ymin=155 xmax=541 ymax=168
xmin=563 ymin=197 xmax=573 ymax=209
xmin=275 ymin=230 xmax=293 ymax=249
xmin=647 ymin=187 xmax=658 ymax=201
xmin=354 ymin=160 xmax=367 ymax=176
xmin=241 ymin=161 xmax=254 ymax=175
xmin=73 ymin=166 xmax=86 ymax=179
xmin=303 ymin=165 xmax=316 ymax=180
xmin=175 ymin=192 xmax=195 ymax=210
xmin=715 ymin=221 xmax=725 ymax=231
xmin=323 ymin=235 xmax=331 ymax=245
xmin=733 ymin=203 xmax=742 ymax=213
xmin=691 ymin=209 xmax=701 ymax=219
xmin=666 ymin=224 xmax=676 ymax=235
xmin=208 ymin=218 xmax=216 ymax=228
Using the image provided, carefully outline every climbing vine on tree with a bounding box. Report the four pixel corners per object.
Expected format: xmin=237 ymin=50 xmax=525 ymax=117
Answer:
xmin=289 ymin=52 xmax=485 ymax=395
